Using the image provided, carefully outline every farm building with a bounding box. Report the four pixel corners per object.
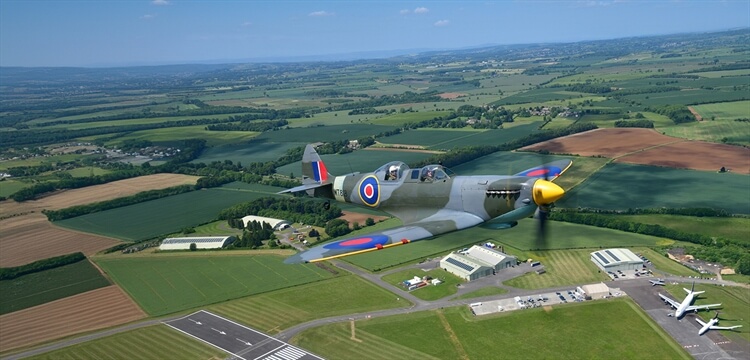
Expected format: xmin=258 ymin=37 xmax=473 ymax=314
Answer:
xmin=581 ymin=283 xmax=610 ymax=300
xmin=159 ymin=236 xmax=236 ymax=251
xmin=590 ymin=248 xmax=643 ymax=272
xmin=241 ymin=215 xmax=291 ymax=230
xmin=440 ymin=245 xmax=517 ymax=281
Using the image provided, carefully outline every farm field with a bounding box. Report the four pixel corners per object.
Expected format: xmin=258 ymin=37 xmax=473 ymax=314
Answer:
xmin=193 ymin=140 xmax=304 ymax=165
xmin=520 ymin=128 xmax=682 ymax=158
xmin=292 ymin=299 xmax=688 ymax=359
xmin=558 ymin=163 xmax=750 ymax=214
xmin=661 ymin=117 xmax=750 ymax=146
xmin=55 ymin=182 xmax=284 ymax=241
xmin=0 ymin=285 xmax=146 ymax=353
xmin=344 ymin=219 xmax=673 ymax=272
xmin=94 ymin=253 xmax=334 ymax=316
xmin=23 ymin=325 xmax=225 ymax=360
xmin=208 ymin=275 xmax=411 ymax=334
xmin=616 ymin=140 xmax=750 ymax=174
xmin=100 ymin=125 xmax=261 ymax=147
xmin=596 ymin=215 xmax=750 ymax=244
xmin=1 ymin=259 xmax=111 ymax=314
xmin=0 ymin=214 xmax=120 ymax=267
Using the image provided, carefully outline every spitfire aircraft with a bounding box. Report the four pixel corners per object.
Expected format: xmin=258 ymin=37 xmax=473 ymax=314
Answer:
xmin=280 ymin=144 xmax=571 ymax=264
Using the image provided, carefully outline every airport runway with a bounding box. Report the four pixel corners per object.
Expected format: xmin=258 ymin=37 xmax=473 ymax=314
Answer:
xmin=165 ymin=310 xmax=322 ymax=360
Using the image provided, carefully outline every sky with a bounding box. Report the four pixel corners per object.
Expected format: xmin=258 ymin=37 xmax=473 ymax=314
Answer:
xmin=1 ymin=0 xmax=749 ymax=67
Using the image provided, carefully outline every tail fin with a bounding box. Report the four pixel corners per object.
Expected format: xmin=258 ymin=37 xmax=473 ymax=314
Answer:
xmin=302 ymin=144 xmax=333 ymax=186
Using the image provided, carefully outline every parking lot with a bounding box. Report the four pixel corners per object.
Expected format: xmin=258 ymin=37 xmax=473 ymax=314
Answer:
xmin=469 ymin=288 xmax=587 ymax=316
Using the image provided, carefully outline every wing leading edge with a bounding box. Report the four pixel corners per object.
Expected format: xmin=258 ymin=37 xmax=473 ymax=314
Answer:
xmin=285 ymin=210 xmax=484 ymax=263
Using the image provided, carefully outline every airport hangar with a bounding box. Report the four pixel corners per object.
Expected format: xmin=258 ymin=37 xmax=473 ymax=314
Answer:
xmin=590 ymin=248 xmax=643 ymax=272
xmin=241 ymin=215 xmax=291 ymax=230
xmin=441 ymin=245 xmax=517 ymax=281
xmin=159 ymin=236 xmax=236 ymax=251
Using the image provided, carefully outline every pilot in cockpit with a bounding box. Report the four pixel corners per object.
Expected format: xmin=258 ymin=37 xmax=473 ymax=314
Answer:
xmin=385 ymin=165 xmax=399 ymax=181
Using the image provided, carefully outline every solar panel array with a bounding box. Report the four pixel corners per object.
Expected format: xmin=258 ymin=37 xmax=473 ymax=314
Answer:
xmin=605 ymin=250 xmax=621 ymax=262
xmin=594 ymin=252 xmax=610 ymax=264
xmin=446 ymin=257 xmax=475 ymax=272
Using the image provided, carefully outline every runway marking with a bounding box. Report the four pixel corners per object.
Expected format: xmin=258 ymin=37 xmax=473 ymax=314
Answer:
xmin=683 ymin=344 xmax=700 ymax=349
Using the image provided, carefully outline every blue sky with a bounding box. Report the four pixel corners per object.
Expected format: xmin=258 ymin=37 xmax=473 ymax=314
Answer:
xmin=1 ymin=0 xmax=748 ymax=67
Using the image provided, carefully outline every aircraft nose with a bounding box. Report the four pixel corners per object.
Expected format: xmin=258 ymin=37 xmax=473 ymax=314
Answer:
xmin=532 ymin=179 xmax=565 ymax=205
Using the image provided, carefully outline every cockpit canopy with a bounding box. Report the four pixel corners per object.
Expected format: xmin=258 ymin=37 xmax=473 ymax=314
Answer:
xmin=419 ymin=164 xmax=454 ymax=181
xmin=376 ymin=161 xmax=410 ymax=181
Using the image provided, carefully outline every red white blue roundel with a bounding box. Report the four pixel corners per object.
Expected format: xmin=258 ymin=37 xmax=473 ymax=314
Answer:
xmin=358 ymin=175 xmax=380 ymax=207
xmin=323 ymin=235 xmax=390 ymax=250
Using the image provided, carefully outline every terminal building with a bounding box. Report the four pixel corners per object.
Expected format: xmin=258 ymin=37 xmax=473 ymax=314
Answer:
xmin=159 ymin=236 xmax=236 ymax=251
xmin=440 ymin=245 xmax=517 ymax=281
xmin=590 ymin=248 xmax=643 ymax=272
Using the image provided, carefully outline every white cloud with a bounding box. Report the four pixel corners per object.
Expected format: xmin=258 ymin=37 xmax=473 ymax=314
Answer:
xmin=434 ymin=19 xmax=450 ymax=27
xmin=140 ymin=14 xmax=155 ymax=20
xmin=241 ymin=21 xmax=252 ymax=27
xmin=151 ymin=0 xmax=169 ymax=5
xmin=414 ymin=7 xmax=429 ymax=14
xmin=399 ymin=9 xmax=410 ymax=15
xmin=308 ymin=10 xmax=334 ymax=17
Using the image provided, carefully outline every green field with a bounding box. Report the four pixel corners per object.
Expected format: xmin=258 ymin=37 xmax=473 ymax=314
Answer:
xmin=503 ymin=249 xmax=608 ymax=289
xmin=558 ymin=163 xmax=750 ymax=214
xmin=208 ymin=275 xmax=411 ymax=334
xmin=103 ymin=125 xmax=261 ymax=147
xmin=382 ymin=269 xmax=463 ymax=300
xmin=55 ymin=182 xmax=284 ymax=241
xmin=26 ymin=325 xmax=226 ymax=360
xmin=635 ymin=247 xmax=700 ymax=277
xmin=95 ymin=253 xmax=334 ymax=316
xmin=292 ymin=299 xmax=689 ymax=359
xmin=597 ymin=214 xmax=750 ymax=244
xmin=664 ymin=283 xmax=750 ymax=343
xmin=342 ymin=219 xmax=673 ymax=272
xmin=376 ymin=122 xmax=542 ymax=150
xmin=66 ymin=167 xmax=111 ymax=177
xmin=0 ymin=260 xmax=111 ymax=314
xmin=255 ymin=124 xmax=397 ymax=143
xmin=194 ymin=140 xmax=305 ymax=165
xmin=451 ymin=286 xmax=508 ymax=300
xmin=0 ymin=179 xmax=29 ymax=198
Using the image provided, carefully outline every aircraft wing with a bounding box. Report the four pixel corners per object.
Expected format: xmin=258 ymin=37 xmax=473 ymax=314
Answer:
xmin=687 ymin=303 xmax=721 ymax=312
xmin=285 ymin=210 xmax=485 ymax=264
xmin=711 ymin=325 xmax=742 ymax=330
xmin=696 ymin=318 xmax=708 ymax=326
xmin=659 ymin=293 xmax=681 ymax=309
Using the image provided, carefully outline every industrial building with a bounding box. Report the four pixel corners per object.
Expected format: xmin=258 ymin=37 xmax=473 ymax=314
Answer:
xmin=159 ymin=236 xmax=236 ymax=251
xmin=440 ymin=245 xmax=517 ymax=281
xmin=581 ymin=283 xmax=611 ymax=300
xmin=240 ymin=215 xmax=291 ymax=230
xmin=590 ymin=248 xmax=644 ymax=272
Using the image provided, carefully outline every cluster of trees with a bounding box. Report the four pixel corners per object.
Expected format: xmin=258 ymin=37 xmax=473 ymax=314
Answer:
xmin=231 ymin=221 xmax=275 ymax=249
xmin=614 ymin=119 xmax=654 ymax=128
xmin=42 ymin=185 xmax=194 ymax=221
xmin=220 ymin=197 xmax=342 ymax=228
xmin=348 ymin=107 xmax=393 ymax=115
xmin=331 ymin=91 xmax=444 ymax=112
xmin=206 ymin=119 xmax=289 ymax=132
xmin=325 ymin=218 xmax=352 ymax=238
xmin=646 ymin=105 xmax=695 ymax=124
xmin=0 ymin=252 xmax=86 ymax=280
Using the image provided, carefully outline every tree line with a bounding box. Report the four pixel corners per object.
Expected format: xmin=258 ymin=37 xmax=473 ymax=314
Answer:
xmin=0 ymin=252 xmax=86 ymax=280
xmin=219 ymin=197 xmax=342 ymax=228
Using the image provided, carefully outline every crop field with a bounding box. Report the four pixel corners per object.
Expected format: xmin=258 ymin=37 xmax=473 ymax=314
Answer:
xmin=208 ymin=275 xmax=411 ymax=334
xmin=617 ymin=140 xmax=750 ymax=174
xmin=559 ymin=163 xmax=750 ymax=214
xmin=95 ymin=253 xmax=334 ymax=316
xmin=624 ymin=89 xmax=749 ymax=106
xmin=665 ymin=283 xmax=750 ymax=343
xmin=503 ymin=249 xmax=607 ymax=289
xmin=0 ymin=285 xmax=146 ymax=353
xmin=43 ymin=113 xmax=244 ymax=130
xmin=662 ymin=118 xmax=750 ymax=146
xmin=520 ymin=128 xmax=679 ymax=158
xmin=371 ymin=111 xmax=453 ymax=126
xmin=292 ymin=299 xmax=688 ymax=360
xmin=55 ymin=182 xmax=284 ymax=241
xmin=377 ymin=128 xmax=486 ymax=147
xmin=382 ymin=269 xmax=463 ymax=300
xmin=597 ymin=215 xmax=750 ymax=244
xmin=0 ymin=179 xmax=28 ymax=197
xmin=193 ymin=139 xmax=304 ymax=165
xmin=492 ymin=88 xmax=587 ymax=106
xmin=25 ymin=325 xmax=225 ymax=360
xmin=254 ymin=124 xmax=397 ymax=143
xmin=276 ymin=149 xmax=433 ymax=177
xmin=103 ymin=125 xmax=261 ymax=147
xmin=0 ymin=259 xmax=111 ymax=314
xmin=344 ymin=219 xmax=672 ymax=272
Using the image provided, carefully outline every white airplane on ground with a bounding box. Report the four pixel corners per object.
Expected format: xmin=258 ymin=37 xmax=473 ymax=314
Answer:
xmin=658 ymin=282 xmax=721 ymax=318
xmin=696 ymin=312 xmax=742 ymax=335
xmin=649 ymin=278 xmax=666 ymax=286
